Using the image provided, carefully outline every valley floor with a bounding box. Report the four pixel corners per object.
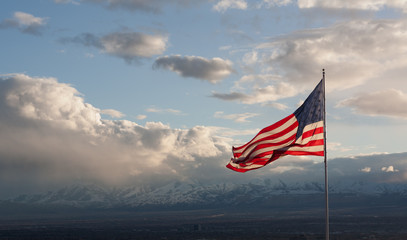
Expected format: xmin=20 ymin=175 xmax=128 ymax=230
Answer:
xmin=1 ymin=208 xmax=407 ymax=240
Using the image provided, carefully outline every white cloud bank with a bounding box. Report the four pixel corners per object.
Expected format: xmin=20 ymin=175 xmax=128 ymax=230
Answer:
xmin=214 ymin=18 xmax=407 ymax=113
xmin=337 ymin=89 xmax=407 ymax=119
xmin=255 ymin=19 xmax=407 ymax=90
xmin=0 ymin=74 xmax=231 ymax=195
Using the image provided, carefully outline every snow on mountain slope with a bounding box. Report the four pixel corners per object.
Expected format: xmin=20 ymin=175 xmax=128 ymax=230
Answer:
xmin=10 ymin=179 xmax=407 ymax=209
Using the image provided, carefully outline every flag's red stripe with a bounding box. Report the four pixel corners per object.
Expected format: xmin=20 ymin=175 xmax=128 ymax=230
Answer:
xmin=301 ymin=126 xmax=324 ymax=139
xmin=283 ymin=151 xmax=324 ymax=156
xmin=226 ymin=158 xmax=270 ymax=172
xmin=232 ymin=114 xmax=295 ymax=152
xmin=233 ymin=125 xmax=297 ymax=158
xmin=227 ymin=79 xmax=325 ymax=173
xmin=245 ymin=158 xmax=270 ymax=166
xmin=235 ymin=133 xmax=297 ymax=162
xmin=257 ymin=114 xmax=296 ymax=134
xmin=233 ymin=118 xmax=298 ymax=158
xmin=276 ymin=139 xmax=324 ymax=155
xmin=228 ymin=134 xmax=324 ymax=171
xmin=226 ymin=164 xmax=250 ymax=172
xmin=298 ymin=139 xmax=324 ymax=147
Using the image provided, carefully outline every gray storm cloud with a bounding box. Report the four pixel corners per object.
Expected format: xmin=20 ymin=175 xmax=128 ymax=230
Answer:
xmin=0 ymin=11 xmax=47 ymax=35
xmin=56 ymin=0 xmax=202 ymax=13
xmin=61 ymin=31 xmax=168 ymax=63
xmin=53 ymin=0 xmax=407 ymax=14
xmin=153 ymin=55 xmax=234 ymax=83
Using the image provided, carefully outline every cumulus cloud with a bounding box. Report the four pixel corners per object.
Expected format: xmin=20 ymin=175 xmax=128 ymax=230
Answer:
xmin=136 ymin=114 xmax=147 ymax=120
xmin=211 ymin=73 xmax=297 ymax=106
xmin=0 ymin=74 xmax=231 ymax=196
xmin=337 ymin=89 xmax=407 ymax=119
xmin=54 ymin=0 xmax=79 ymax=4
xmin=330 ymin=153 xmax=405 ymax=179
xmin=327 ymin=142 xmax=353 ymax=153
xmin=268 ymin=152 xmax=407 ymax=184
xmin=212 ymin=81 xmax=298 ymax=104
xmin=214 ymin=111 xmax=259 ymax=123
xmin=297 ymin=0 xmax=407 ymax=12
xmin=153 ymin=55 xmax=234 ymax=83
xmin=61 ymin=31 xmax=168 ymax=63
xmin=0 ymin=11 xmax=47 ymax=35
xmin=382 ymin=166 xmax=399 ymax=172
xmin=213 ymin=0 xmax=248 ymax=12
xmin=360 ymin=167 xmax=371 ymax=173
xmin=267 ymin=102 xmax=289 ymax=110
xmin=1 ymin=74 xmax=102 ymax=135
xmin=258 ymin=0 xmax=293 ymax=8
xmin=247 ymin=19 xmax=407 ymax=92
xmin=232 ymin=74 xmax=282 ymax=90
xmin=211 ymin=126 xmax=260 ymax=138
xmin=101 ymin=109 xmax=125 ymax=118
xmin=146 ymin=107 xmax=184 ymax=115
xmin=1 ymin=74 xmax=406 ymax=197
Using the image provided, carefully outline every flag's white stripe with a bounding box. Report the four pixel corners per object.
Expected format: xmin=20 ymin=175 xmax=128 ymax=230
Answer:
xmin=234 ymin=127 xmax=297 ymax=159
xmin=230 ymin=142 xmax=324 ymax=170
xmin=233 ymin=124 xmax=323 ymax=162
xmin=280 ymin=145 xmax=324 ymax=152
xmin=233 ymin=143 xmax=324 ymax=167
xmin=233 ymin=115 xmax=297 ymax=154
xmin=296 ymin=132 xmax=324 ymax=144
xmin=303 ymin=121 xmax=323 ymax=133
xmin=241 ymin=133 xmax=323 ymax=161
xmin=240 ymin=138 xmax=294 ymax=161
xmin=295 ymin=121 xmax=323 ymax=144
xmin=233 ymin=117 xmax=298 ymax=153
xmin=234 ymin=127 xmax=297 ymax=158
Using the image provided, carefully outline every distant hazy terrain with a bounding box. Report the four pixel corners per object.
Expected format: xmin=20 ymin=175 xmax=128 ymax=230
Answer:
xmin=3 ymin=179 xmax=406 ymax=209
xmin=1 ymin=180 xmax=406 ymax=239
xmin=2 ymin=179 xmax=407 ymax=212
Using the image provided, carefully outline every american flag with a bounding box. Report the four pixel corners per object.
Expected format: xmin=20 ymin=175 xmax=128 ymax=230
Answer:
xmin=227 ymin=79 xmax=325 ymax=173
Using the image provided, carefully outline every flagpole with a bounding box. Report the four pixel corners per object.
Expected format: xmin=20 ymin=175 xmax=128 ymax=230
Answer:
xmin=323 ymin=69 xmax=329 ymax=240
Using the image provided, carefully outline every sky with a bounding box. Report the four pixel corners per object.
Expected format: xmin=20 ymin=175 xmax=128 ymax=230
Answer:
xmin=1 ymin=0 xmax=407 ymax=197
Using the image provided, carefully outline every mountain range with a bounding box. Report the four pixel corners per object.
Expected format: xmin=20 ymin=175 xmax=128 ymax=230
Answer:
xmin=7 ymin=179 xmax=407 ymax=210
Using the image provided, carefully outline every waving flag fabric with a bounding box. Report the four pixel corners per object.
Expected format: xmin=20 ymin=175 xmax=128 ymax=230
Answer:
xmin=227 ymin=80 xmax=325 ymax=173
